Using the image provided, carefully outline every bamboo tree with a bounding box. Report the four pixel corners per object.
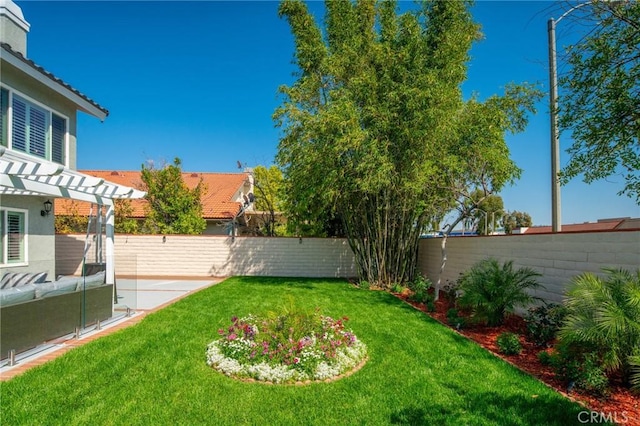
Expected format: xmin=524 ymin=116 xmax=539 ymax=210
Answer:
xmin=276 ymin=0 xmax=539 ymax=288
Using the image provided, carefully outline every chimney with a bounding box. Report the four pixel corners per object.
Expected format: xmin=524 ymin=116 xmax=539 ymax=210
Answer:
xmin=0 ymin=0 xmax=30 ymax=56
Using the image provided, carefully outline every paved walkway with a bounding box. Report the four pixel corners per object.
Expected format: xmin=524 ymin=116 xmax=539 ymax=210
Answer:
xmin=0 ymin=277 xmax=222 ymax=381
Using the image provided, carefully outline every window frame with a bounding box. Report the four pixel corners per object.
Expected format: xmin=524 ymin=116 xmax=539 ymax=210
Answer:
xmin=0 ymin=85 xmax=69 ymax=167
xmin=0 ymin=207 xmax=29 ymax=267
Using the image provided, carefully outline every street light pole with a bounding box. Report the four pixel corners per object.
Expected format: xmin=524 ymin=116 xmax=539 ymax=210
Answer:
xmin=548 ymin=17 xmax=562 ymax=233
xmin=547 ymin=1 xmax=605 ymax=232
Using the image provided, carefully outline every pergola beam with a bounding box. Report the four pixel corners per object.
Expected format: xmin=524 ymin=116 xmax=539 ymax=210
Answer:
xmin=0 ymin=148 xmax=146 ymax=287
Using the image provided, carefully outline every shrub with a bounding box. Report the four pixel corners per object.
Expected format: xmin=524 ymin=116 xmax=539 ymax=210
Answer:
xmin=497 ymin=332 xmax=522 ymax=355
xmin=358 ymin=280 xmax=370 ymax=290
xmin=549 ymin=343 xmax=609 ymax=396
xmin=409 ymin=275 xmax=431 ymax=293
xmin=446 ymin=308 xmax=466 ymax=329
xmin=538 ymin=350 xmax=553 ymax=366
xmin=576 ymin=353 xmax=609 ymax=397
xmin=559 ymin=267 xmax=640 ymax=388
xmin=524 ymin=303 xmax=567 ymax=347
xmin=457 ymin=258 xmax=543 ymax=326
xmin=391 ymin=283 xmax=406 ymax=294
xmin=408 ymin=275 xmax=435 ymax=311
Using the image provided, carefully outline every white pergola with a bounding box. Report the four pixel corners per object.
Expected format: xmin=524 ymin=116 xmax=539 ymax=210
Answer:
xmin=0 ymin=146 xmax=146 ymax=284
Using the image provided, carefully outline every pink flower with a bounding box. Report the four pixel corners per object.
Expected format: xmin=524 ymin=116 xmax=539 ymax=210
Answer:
xmin=227 ymin=333 xmax=237 ymax=341
xmin=293 ymin=357 xmax=300 ymax=364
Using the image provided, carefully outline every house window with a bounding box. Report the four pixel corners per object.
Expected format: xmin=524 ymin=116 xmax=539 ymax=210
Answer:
xmin=0 ymin=87 xmax=68 ymax=165
xmin=0 ymin=209 xmax=27 ymax=266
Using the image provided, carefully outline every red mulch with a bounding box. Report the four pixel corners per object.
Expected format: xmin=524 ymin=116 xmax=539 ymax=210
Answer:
xmin=394 ymin=291 xmax=640 ymax=425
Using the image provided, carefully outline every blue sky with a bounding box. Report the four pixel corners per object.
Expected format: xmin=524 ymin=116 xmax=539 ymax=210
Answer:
xmin=16 ymin=1 xmax=639 ymax=226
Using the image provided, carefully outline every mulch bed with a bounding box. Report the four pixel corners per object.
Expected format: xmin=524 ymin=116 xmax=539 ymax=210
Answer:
xmin=394 ymin=291 xmax=640 ymax=425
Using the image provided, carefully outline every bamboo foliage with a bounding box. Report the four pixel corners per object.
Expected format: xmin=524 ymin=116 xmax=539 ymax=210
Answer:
xmin=275 ymin=0 xmax=539 ymax=288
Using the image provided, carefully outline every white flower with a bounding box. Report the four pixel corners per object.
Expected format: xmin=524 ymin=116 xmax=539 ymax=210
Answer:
xmin=206 ymin=314 xmax=367 ymax=384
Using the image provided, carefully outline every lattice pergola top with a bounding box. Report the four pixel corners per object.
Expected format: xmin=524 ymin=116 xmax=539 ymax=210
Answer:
xmin=0 ymin=147 xmax=146 ymax=205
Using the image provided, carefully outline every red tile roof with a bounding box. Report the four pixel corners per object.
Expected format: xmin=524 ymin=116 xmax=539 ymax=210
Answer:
xmin=55 ymin=170 xmax=250 ymax=220
xmin=521 ymin=218 xmax=631 ymax=234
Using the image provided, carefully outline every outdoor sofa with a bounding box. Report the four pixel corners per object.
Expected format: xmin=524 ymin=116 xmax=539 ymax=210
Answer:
xmin=0 ymin=270 xmax=113 ymax=359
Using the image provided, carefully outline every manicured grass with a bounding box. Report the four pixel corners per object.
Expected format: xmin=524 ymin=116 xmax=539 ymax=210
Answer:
xmin=1 ymin=277 xmax=588 ymax=425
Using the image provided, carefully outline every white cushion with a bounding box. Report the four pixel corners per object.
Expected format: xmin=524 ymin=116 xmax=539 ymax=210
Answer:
xmin=0 ymin=283 xmax=37 ymax=306
xmin=75 ymin=271 xmax=106 ymax=290
xmin=35 ymin=276 xmax=79 ymax=299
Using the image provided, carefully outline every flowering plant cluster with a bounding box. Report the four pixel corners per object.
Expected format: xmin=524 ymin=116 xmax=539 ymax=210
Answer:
xmin=206 ymin=309 xmax=367 ymax=384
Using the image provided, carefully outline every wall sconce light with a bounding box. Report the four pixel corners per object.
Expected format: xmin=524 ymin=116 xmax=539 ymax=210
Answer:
xmin=162 ymin=236 xmax=166 ymax=243
xmin=41 ymin=199 xmax=52 ymax=217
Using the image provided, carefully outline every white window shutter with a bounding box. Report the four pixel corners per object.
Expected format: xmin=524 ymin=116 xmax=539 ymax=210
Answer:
xmin=11 ymin=96 xmax=27 ymax=152
xmin=29 ymin=105 xmax=47 ymax=158
xmin=6 ymin=211 xmax=24 ymax=262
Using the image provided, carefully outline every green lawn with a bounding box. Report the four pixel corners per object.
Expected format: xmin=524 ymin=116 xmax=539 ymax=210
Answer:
xmin=1 ymin=277 xmax=589 ymax=425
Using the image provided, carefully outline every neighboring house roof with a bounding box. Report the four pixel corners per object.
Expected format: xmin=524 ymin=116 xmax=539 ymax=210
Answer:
xmin=55 ymin=170 xmax=251 ymax=220
xmin=519 ymin=217 xmax=640 ymax=234
xmin=0 ymin=42 xmax=109 ymax=120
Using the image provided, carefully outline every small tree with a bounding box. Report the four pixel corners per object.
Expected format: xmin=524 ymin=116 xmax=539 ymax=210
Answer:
xmin=468 ymin=191 xmax=504 ymax=235
xmin=54 ymin=200 xmax=88 ymax=234
xmin=252 ymin=165 xmax=285 ymax=236
xmin=140 ymin=158 xmax=206 ymax=235
xmin=502 ymin=210 xmax=532 ymax=234
xmin=114 ymin=199 xmax=139 ymax=234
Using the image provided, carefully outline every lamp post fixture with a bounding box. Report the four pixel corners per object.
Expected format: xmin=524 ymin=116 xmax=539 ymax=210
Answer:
xmin=474 ymin=208 xmax=488 ymax=236
xmin=491 ymin=209 xmax=504 ymax=235
xmin=548 ymin=1 xmax=604 ymax=232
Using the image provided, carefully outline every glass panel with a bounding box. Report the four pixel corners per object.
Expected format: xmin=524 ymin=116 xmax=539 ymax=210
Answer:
xmin=7 ymin=211 xmax=24 ymax=263
xmin=51 ymin=114 xmax=66 ymax=164
xmin=0 ymin=88 xmax=7 ymax=147
xmin=0 ymin=211 xmax=4 ymax=264
xmin=11 ymin=97 xmax=27 ymax=152
xmin=28 ymin=105 xmax=47 ymax=158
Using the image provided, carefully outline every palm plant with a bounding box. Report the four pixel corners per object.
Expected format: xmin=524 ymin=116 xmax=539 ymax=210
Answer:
xmin=630 ymin=355 xmax=640 ymax=391
xmin=458 ymin=258 xmax=543 ymax=326
xmin=559 ymin=268 xmax=640 ymax=390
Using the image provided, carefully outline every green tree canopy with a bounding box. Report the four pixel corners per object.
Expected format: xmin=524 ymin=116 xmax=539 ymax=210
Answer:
xmin=468 ymin=191 xmax=504 ymax=235
xmin=252 ymin=165 xmax=286 ymax=236
xmin=140 ymin=158 xmax=206 ymax=235
xmin=502 ymin=210 xmax=532 ymax=234
xmin=558 ymin=1 xmax=640 ymax=203
xmin=276 ymin=0 xmax=539 ymax=287
xmin=54 ymin=200 xmax=138 ymax=234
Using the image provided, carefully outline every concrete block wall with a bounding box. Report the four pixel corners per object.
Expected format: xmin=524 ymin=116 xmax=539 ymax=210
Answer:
xmin=417 ymin=231 xmax=640 ymax=304
xmin=56 ymin=231 xmax=639 ymax=304
xmin=55 ymin=234 xmax=357 ymax=279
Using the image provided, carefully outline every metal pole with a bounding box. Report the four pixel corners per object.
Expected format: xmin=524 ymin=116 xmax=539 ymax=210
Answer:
xmin=548 ymin=17 xmax=562 ymax=232
xmin=96 ymin=204 xmax=103 ymax=264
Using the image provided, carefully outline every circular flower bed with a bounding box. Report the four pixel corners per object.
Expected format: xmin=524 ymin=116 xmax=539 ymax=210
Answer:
xmin=206 ymin=309 xmax=367 ymax=384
